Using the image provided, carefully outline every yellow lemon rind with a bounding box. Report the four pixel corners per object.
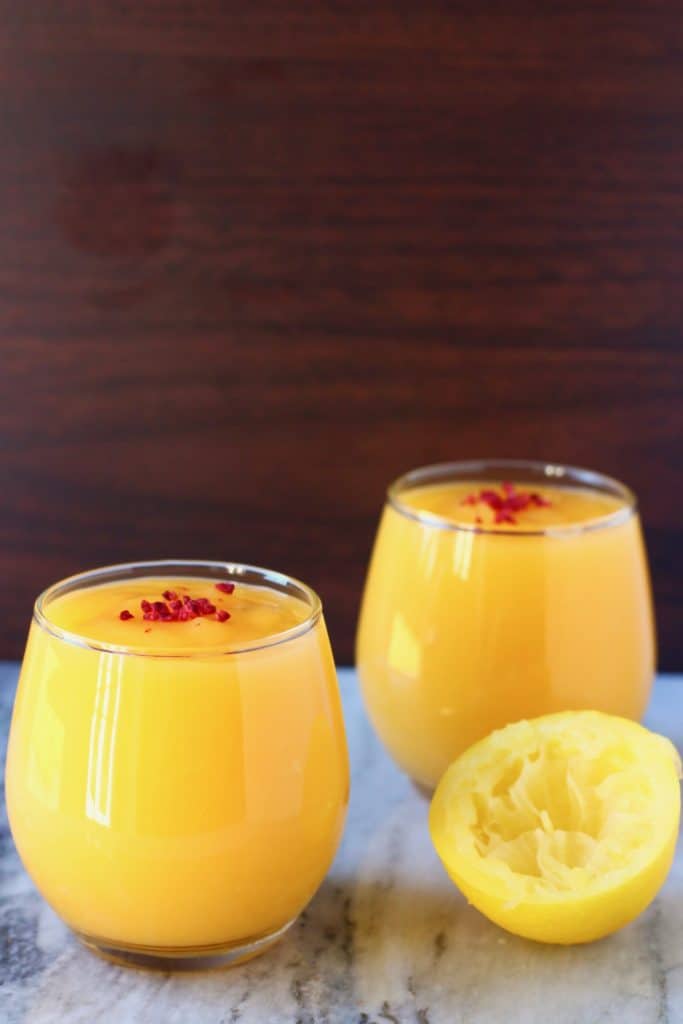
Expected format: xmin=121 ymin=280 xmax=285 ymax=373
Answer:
xmin=430 ymin=710 xmax=681 ymax=944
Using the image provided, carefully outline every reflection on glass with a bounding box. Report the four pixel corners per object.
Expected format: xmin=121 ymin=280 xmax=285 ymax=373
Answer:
xmin=86 ymin=653 xmax=123 ymax=827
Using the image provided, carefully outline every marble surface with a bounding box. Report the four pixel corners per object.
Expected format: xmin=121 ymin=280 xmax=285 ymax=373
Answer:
xmin=3 ymin=663 xmax=683 ymax=1024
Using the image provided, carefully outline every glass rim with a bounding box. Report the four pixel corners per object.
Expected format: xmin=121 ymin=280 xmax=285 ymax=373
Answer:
xmin=386 ymin=459 xmax=637 ymax=537
xmin=33 ymin=559 xmax=323 ymax=658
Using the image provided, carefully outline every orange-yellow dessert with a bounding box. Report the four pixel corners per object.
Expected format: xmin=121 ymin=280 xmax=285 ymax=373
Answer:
xmin=7 ymin=566 xmax=349 ymax=963
xmin=357 ymin=474 xmax=655 ymax=789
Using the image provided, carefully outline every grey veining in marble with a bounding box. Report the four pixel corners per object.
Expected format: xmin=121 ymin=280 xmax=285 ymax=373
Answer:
xmin=2 ymin=663 xmax=683 ymax=1024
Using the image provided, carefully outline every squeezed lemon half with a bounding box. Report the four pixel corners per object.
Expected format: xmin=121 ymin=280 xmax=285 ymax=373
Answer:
xmin=429 ymin=711 xmax=681 ymax=944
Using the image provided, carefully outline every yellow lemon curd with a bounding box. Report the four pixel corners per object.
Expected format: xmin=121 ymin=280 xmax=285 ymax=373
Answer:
xmin=357 ymin=472 xmax=655 ymax=789
xmin=430 ymin=711 xmax=681 ymax=944
xmin=7 ymin=568 xmax=349 ymax=961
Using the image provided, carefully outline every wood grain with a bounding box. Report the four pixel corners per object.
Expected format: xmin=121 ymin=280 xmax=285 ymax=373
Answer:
xmin=0 ymin=2 xmax=681 ymax=664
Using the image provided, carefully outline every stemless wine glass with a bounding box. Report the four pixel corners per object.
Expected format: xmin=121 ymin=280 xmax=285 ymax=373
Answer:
xmin=6 ymin=560 xmax=349 ymax=969
xmin=356 ymin=460 xmax=655 ymax=790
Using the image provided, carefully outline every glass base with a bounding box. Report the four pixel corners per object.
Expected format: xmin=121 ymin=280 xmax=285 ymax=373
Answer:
xmin=75 ymin=917 xmax=296 ymax=971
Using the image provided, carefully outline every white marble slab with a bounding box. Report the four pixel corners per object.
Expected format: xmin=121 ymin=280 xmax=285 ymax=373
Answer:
xmin=2 ymin=664 xmax=683 ymax=1024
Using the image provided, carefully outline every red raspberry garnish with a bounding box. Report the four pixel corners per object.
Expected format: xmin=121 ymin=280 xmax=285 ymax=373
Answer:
xmin=461 ymin=482 xmax=552 ymax=526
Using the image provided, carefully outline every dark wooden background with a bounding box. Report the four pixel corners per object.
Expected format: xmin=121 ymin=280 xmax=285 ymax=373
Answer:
xmin=0 ymin=2 xmax=681 ymax=666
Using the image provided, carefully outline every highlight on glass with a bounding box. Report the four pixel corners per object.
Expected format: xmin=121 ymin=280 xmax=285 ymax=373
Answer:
xmin=6 ymin=560 xmax=349 ymax=969
xmin=356 ymin=459 xmax=655 ymax=790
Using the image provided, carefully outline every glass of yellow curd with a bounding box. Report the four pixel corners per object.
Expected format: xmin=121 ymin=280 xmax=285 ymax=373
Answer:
xmin=356 ymin=460 xmax=655 ymax=791
xmin=6 ymin=560 xmax=349 ymax=969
